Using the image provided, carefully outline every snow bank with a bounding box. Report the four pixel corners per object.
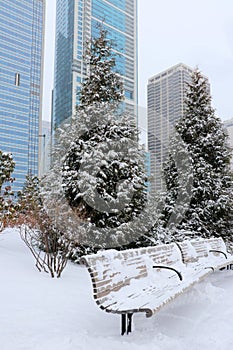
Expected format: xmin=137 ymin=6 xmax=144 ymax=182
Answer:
xmin=0 ymin=228 xmax=233 ymax=349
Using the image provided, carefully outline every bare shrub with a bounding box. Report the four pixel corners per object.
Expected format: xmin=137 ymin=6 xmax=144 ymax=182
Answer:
xmin=20 ymin=221 xmax=73 ymax=278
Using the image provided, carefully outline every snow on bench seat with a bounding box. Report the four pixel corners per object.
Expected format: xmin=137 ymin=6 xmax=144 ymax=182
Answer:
xmin=96 ymin=264 xmax=211 ymax=317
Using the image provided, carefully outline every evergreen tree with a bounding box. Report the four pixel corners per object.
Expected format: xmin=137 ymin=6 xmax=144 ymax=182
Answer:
xmin=0 ymin=150 xmax=18 ymax=230
xmin=42 ymin=27 xmax=152 ymax=251
xmin=56 ymin=105 xmax=148 ymax=250
xmin=62 ymin=111 xmax=147 ymax=231
xmin=163 ymin=69 xmax=233 ymax=242
xmin=0 ymin=150 xmax=15 ymax=188
xmin=79 ymin=26 xmax=124 ymax=110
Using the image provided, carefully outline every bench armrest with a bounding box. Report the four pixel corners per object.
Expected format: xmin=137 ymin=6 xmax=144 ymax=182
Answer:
xmin=209 ymin=250 xmax=227 ymax=259
xmin=153 ymin=265 xmax=183 ymax=281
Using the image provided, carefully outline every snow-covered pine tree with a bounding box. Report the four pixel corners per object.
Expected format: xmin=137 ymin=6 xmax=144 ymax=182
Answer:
xmin=79 ymin=26 xmax=124 ymax=111
xmin=0 ymin=150 xmax=15 ymax=188
xmin=41 ymin=26 xmax=153 ymax=252
xmin=162 ymin=69 xmax=233 ymax=242
xmin=0 ymin=150 xmax=18 ymax=230
xmin=61 ymin=108 xmax=148 ymax=249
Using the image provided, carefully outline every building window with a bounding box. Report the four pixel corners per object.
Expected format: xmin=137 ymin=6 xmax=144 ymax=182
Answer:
xmin=15 ymin=73 xmax=20 ymax=86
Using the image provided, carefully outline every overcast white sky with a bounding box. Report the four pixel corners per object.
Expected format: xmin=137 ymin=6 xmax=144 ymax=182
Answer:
xmin=43 ymin=0 xmax=233 ymax=122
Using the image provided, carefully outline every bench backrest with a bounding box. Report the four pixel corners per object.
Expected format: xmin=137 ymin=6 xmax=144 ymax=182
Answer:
xmin=177 ymin=237 xmax=227 ymax=264
xmin=80 ymin=243 xmax=182 ymax=303
xmin=206 ymin=237 xmax=226 ymax=253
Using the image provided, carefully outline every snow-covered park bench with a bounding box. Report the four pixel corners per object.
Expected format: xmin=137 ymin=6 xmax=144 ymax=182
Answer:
xmin=80 ymin=237 xmax=233 ymax=335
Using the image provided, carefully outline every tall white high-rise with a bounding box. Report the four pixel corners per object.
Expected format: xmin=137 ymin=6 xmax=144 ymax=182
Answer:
xmin=147 ymin=63 xmax=194 ymax=193
xmin=53 ymin=0 xmax=138 ymax=130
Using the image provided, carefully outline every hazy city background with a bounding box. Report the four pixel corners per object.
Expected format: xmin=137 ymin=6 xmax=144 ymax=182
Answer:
xmin=43 ymin=0 xmax=233 ymax=122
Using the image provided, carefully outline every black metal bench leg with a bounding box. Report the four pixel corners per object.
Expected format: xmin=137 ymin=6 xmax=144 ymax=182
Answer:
xmin=121 ymin=313 xmax=133 ymax=335
xmin=127 ymin=313 xmax=133 ymax=334
xmin=121 ymin=314 xmax=126 ymax=335
xmin=226 ymin=264 xmax=233 ymax=270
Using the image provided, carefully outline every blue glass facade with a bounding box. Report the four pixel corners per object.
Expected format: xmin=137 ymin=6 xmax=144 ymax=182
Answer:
xmin=0 ymin=0 xmax=45 ymax=192
xmin=53 ymin=0 xmax=137 ymax=129
xmin=53 ymin=0 xmax=75 ymax=127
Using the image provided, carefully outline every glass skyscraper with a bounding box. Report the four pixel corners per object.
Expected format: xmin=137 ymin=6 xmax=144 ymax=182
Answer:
xmin=53 ymin=0 xmax=138 ymax=129
xmin=0 ymin=0 xmax=45 ymax=192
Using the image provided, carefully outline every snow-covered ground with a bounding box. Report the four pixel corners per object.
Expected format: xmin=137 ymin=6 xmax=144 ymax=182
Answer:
xmin=1 ymin=228 xmax=233 ymax=350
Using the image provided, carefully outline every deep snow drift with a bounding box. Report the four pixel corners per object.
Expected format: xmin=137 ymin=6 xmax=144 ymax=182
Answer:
xmin=1 ymin=228 xmax=233 ymax=350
